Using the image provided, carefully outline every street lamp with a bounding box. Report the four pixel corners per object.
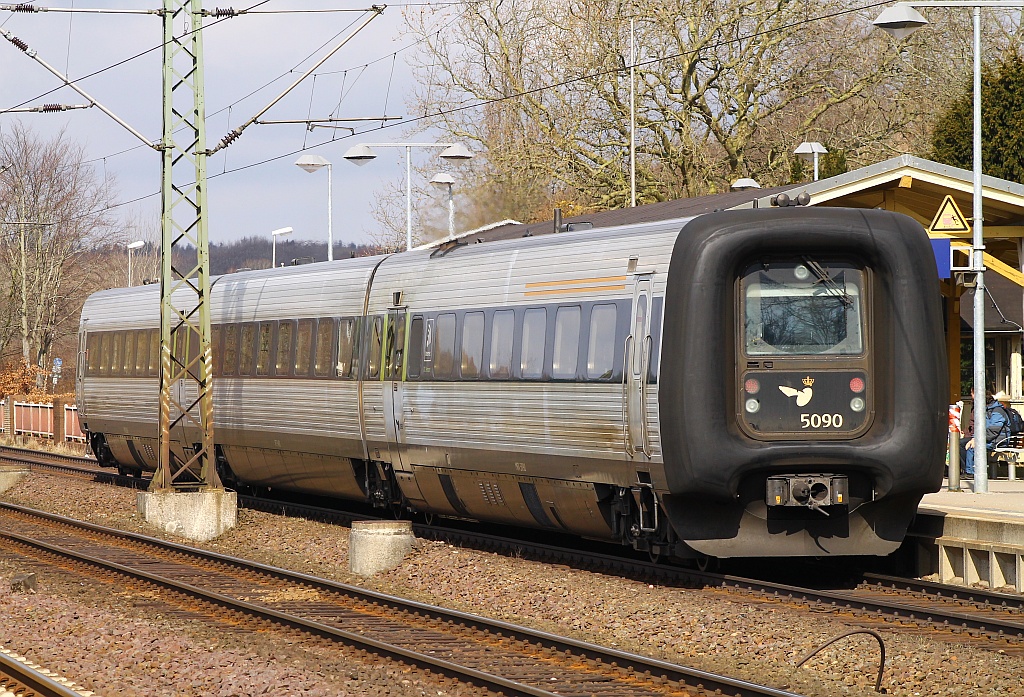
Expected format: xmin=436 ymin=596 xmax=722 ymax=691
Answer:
xmin=294 ymin=154 xmax=333 ymax=262
xmin=127 ymin=240 xmax=144 ymax=287
xmin=794 ymin=142 xmax=828 ymax=181
xmin=874 ymin=0 xmax=1024 ymax=493
xmin=271 ymin=226 xmax=293 ymax=268
xmin=429 ymin=172 xmax=456 ymax=240
xmin=343 ymin=142 xmax=474 ymax=251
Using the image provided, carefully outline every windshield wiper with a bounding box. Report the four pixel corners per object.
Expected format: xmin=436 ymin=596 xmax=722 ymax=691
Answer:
xmin=802 ymin=257 xmax=852 ymax=306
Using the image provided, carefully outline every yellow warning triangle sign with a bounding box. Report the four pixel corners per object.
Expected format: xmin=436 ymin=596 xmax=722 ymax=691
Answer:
xmin=929 ymin=195 xmax=971 ymax=234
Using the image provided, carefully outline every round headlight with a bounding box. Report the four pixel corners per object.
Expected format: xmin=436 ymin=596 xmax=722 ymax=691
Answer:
xmin=850 ymin=397 xmax=865 ymax=412
xmin=794 ymin=264 xmax=810 ymax=280
xmin=745 ymin=398 xmax=760 ymax=413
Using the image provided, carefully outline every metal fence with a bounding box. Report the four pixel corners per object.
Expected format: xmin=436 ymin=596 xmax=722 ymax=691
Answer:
xmin=0 ymin=399 xmax=86 ymax=443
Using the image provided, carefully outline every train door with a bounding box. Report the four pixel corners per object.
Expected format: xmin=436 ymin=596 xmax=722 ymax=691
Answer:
xmin=383 ymin=307 xmax=409 ymax=472
xmin=625 ymin=275 xmax=653 ymax=458
xmin=76 ymin=321 xmax=88 ymax=416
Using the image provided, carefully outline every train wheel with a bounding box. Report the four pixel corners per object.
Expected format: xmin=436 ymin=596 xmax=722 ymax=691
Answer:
xmin=648 ymin=548 xmax=662 ymax=564
xmin=696 ymin=555 xmax=719 ymax=572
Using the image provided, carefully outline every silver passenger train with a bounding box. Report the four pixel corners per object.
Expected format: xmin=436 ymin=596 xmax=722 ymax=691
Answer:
xmin=76 ymin=208 xmax=948 ymax=559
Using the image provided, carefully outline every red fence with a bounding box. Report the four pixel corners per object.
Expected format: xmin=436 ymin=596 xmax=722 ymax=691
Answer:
xmin=0 ymin=398 xmax=85 ymax=444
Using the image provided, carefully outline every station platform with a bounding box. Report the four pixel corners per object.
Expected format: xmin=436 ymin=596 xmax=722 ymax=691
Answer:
xmin=907 ymin=480 xmax=1024 ymax=591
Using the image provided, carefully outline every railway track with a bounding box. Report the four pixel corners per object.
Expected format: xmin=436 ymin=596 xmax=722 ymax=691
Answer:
xmin=5 ymin=444 xmax=1024 ymax=659
xmin=0 ymin=501 xmax=800 ymax=697
xmin=0 ymin=648 xmax=91 ymax=697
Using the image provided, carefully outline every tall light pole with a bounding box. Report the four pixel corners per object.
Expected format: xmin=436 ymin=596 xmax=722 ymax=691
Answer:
xmin=874 ymin=0 xmax=1024 ymax=493
xmin=343 ymin=142 xmax=474 ymax=251
xmin=271 ymin=226 xmax=293 ymax=268
xmin=430 ymin=172 xmax=456 ymax=240
xmin=630 ymin=17 xmax=636 ymax=207
xmin=794 ymin=141 xmax=828 ymax=181
xmin=127 ymin=240 xmax=144 ymax=287
xmin=294 ymin=155 xmax=333 ymax=262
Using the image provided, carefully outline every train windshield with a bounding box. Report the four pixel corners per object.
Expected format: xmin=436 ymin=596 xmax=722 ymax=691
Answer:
xmin=742 ymin=260 xmax=864 ymax=356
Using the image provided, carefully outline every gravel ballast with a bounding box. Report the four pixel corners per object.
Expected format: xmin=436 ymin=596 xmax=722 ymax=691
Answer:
xmin=1 ymin=472 xmax=1022 ymax=697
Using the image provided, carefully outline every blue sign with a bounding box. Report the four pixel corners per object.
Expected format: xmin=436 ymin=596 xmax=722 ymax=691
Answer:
xmin=53 ymin=357 xmax=62 ymax=366
xmin=931 ymin=239 xmax=951 ymax=279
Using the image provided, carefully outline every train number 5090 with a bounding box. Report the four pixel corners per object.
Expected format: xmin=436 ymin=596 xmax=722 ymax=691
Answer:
xmin=800 ymin=413 xmax=844 ymax=429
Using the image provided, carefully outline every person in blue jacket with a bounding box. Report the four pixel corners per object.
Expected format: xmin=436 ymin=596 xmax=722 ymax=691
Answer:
xmin=963 ymin=389 xmax=1009 ymax=477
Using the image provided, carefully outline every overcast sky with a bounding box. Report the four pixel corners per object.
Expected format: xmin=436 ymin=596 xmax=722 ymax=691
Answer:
xmin=1 ymin=1 xmax=461 ymax=249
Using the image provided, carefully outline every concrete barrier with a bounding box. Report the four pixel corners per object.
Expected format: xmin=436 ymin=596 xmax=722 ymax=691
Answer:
xmin=137 ymin=489 xmax=237 ymax=542
xmin=348 ymin=520 xmax=415 ymax=576
xmin=0 ymin=467 xmax=28 ymax=494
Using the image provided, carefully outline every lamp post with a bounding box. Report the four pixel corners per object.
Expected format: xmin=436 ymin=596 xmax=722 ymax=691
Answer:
xmin=127 ymin=240 xmax=144 ymax=287
xmin=294 ymin=155 xmax=333 ymax=262
xmin=794 ymin=141 xmax=828 ymax=181
xmin=271 ymin=226 xmax=293 ymax=268
xmin=429 ymin=172 xmax=456 ymax=240
xmin=343 ymin=142 xmax=473 ymax=251
xmin=874 ymin=1 xmax=1024 ymax=493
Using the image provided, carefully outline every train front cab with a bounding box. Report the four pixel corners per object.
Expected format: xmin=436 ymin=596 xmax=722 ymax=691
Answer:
xmin=659 ymin=208 xmax=948 ymax=558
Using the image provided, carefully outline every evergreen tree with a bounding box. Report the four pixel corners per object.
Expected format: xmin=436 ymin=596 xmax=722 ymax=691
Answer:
xmin=930 ymin=52 xmax=1024 ymax=183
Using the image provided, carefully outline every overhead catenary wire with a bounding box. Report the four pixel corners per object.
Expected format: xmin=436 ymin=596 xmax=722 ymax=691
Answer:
xmin=23 ymin=0 xmax=904 ymax=223
xmin=205 ymin=5 xmax=386 ymax=154
xmin=14 ymin=0 xmax=477 ymax=169
xmin=0 ymin=27 xmax=156 ymax=147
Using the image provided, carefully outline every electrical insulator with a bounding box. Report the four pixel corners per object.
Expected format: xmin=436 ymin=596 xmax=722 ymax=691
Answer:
xmin=42 ymin=104 xmax=63 ymax=112
xmin=10 ymin=36 xmax=28 ymax=51
xmin=13 ymin=4 xmax=38 ymax=12
xmin=210 ymin=7 xmax=237 ymax=17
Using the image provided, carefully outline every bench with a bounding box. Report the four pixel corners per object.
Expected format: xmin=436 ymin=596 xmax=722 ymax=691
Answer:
xmin=991 ymin=434 xmax=1023 ymax=481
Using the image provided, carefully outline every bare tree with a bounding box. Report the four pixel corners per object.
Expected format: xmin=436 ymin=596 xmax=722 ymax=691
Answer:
xmin=0 ymin=123 xmax=122 ymax=376
xmin=401 ymin=0 xmax=1024 ymax=222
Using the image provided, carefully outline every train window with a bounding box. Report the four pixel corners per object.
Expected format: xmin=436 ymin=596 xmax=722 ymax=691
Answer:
xmin=489 ymin=310 xmax=514 ymax=379
xmin=110 ymin=332 xmax=124 ymax=377
xmin=367 ymin=316 xmax=383 ymax=379
xmin=172 ymin=330 xmax=186 ymax=369
xmin=521 ymin=308 xmax=546 ymax=379
xmin=632 ymin=294 xmax=648 ymax=374
xmin=272 ymin=321 xmax=292 ymax=376
xmin=587 ymin=304 xmax=617 ymax=379
xmin=313 ymin=319 xmax=333 ymax=378
xmin=135 ymin=330 xmax=149 ymax=376
xmin=408 ymin=317 xmax=424 ymax=379
xmin=239 ymin=323 xmax=255 ymax=376
xmin=123 ymin=331 xmax=136 ymax=376
xmin=256 ymin=323 xmax=272 ymax=376
xmin=461 ymin=312 xmax=484 ymax=378
xmin=337 ymin=318 xmax=359 ymax=378
xmin=434 ymin=313 xmax=456 ymax=379
xmin=210 ymin=325 xmax=223 ymax=377
xmin=98 ymin=332 xmax=111 ymax=376
xmin=742 ymin=261 xmax=864 ymax=356
xmin=222 ymin=324 xmax=238 ymax=376
xmin=86 ymin=334 xmax=100 ymax=377
xmin=148 ymin=330 xmax=160 ymax=377
xmin=294 ymin=320 xmax=312 ymax=377
xmin=552 ymin=306 xmax=581 ymax=379
xmin=385 ymin=313 xmax=406 ymax=380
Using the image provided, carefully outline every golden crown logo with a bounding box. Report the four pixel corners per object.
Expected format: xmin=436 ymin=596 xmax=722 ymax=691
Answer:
xmin=802 ymin=376 xmax=815 ymax=387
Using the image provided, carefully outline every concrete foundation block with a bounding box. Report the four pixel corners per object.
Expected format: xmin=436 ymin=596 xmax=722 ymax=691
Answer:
xmin=137 ymin=488 xmax=237 ymax=542
xmin=0 ymin=467 xmax=28 ymax=493
xmin=348 ymin=520 xmax=415 ymax=576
